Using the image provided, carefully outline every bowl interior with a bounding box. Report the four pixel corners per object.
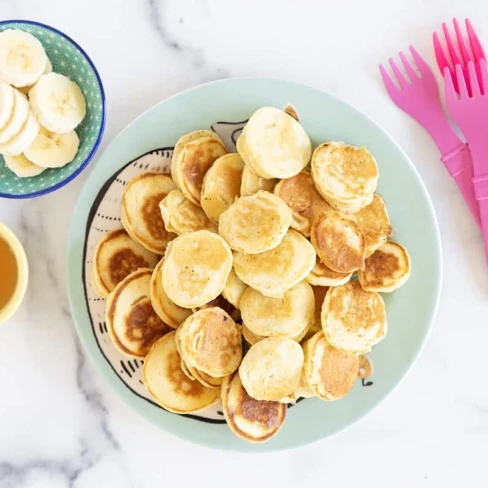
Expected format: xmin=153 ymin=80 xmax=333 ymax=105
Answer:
xmin=0 ymin=20 xmax=105 ymax=198
xmin=67 ymin=78 xmax=442 ymax=452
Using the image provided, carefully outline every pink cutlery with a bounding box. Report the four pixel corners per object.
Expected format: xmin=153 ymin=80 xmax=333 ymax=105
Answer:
xmin=380 ymin=47 xmax=481 ymax=226
xmin=444 ymin=59 xmax=488 ymax=260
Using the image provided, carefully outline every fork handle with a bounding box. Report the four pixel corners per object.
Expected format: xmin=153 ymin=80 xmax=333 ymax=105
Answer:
xmin=473 ymin=176 xmax=488 ymax=263
xmin=442 ymin=144 xmax=481 ymax=227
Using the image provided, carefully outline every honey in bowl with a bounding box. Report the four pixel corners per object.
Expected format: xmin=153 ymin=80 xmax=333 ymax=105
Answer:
xmin=0 ymin=236 xmax=18 ymax=310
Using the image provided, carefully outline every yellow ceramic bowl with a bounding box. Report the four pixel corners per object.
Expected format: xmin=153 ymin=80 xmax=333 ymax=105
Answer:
xmin=0 ymin=223 xmax=28 ymax=325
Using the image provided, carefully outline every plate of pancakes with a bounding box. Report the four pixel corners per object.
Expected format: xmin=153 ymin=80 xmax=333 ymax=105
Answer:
xmin=67 ymin=78 xmax=442 ymax=451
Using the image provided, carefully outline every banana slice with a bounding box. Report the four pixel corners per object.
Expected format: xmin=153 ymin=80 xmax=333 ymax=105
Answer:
xmin=29 ymin=73 xmax=86 ymax=133
xmin=0 ymin=90 xmax=29 ymax=144
xmin=3 ymin=153 xmax=46 ymax=178
xmin=0 ymin=29 xmax=48 ymax=87
xmin=18 ymin=58 xmax=53 ymax=95
xmin=0 ymin=111 xmax=39 ymax=156
xmin=24 ymin=126 xmax=79 ymax=168
xmin=0 ymin=81 xmax=14 ymax=131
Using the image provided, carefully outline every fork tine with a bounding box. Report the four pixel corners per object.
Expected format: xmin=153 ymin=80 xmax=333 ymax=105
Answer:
xmin=409 ymin=46 xmax=432 ymax=76
xmin=466 ymin=19 xmax=486 ymax=62
xmin=399 ymin=51 xmax=418 ymax=81
xmin=455 ymin=64 xmax=469 ymax=98
xmin=468 ymin=61 xmax=481 ymax=96
xmin=444 ymin=66 xmax=458 ymax=105
xmin=443 ymin=22 xmax=462 ymax=66
xmin=453 ymin=18 xmax=473 ymax=64
xmin=389 ymin=58 xmax=407 ymax=87
xmin=433 ymin=32 xmax=458 ymax=93
xmin=379 ymin=64 xmax=400 ymax=97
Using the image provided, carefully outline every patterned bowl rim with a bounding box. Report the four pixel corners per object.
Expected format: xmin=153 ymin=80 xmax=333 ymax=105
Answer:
xmin=0 ymin=19 xmax=106 ymax=200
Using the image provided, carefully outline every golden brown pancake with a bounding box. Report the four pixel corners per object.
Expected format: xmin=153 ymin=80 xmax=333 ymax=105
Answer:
xmin=311 ymin=210 xmax=365 ymax=273
xmin=358 ymin=354 xmax=373 ymax=379
xmin=240 ymin=281 xmax=314 ymax=337
xmin=239 ymin=338 xmax=304 ymax=401
xmin=274 ymin=171 xmax=331 ymax=237
xmin=106 ymin=268 xmax=173 ymax=358
xmin=150 ymin=258 xmax=192 ymax=328
xmin=321 ymin=281 xmax=386 ymax=354
xmin=121 ymin=172 xmax=177 ymax=254
xmin=159 ymin=189 xmax=216 ymax=235
xmin=176 ymin=307 xmax=242 ymax=377
xmin=301 ymin=331 xmax=359 ymax=401
xmin=218 ymin=190 xmax=292 ymax=254
xmin=92 ymin=228 xmax=159 ymax=298
xmin=200 ymin=153 xmax=245 ymax=223
xmin=240 ymin=164 xmax=277 ymax=197
xmin=306 ymin=257 xmax=353 ymax=287
xmin=311 ymin=142 xmax=379 ymax=213
xmin=183 ymin=362 xmax=227 ymax=389
xmin=192 ymin=294 xmax=241 ymax=323
xmin=241 ymin=322 xmax=309 ymax=346
xmin=222 ymin=372 xmax=287 ymax=443
xmin=162 ymin=230 xmax=233 ymax=308
xmin=233 ymin=229 xmax=316 ymax=298
xmin=143 ymin=332 xmax=220 ymax=413
xmin=171 ymin=130 xmax=228 ymax=206
xmin=222 ymin=268 xmax=247 ymax=309
xmin=355 ymin=194 xmax=392 ymax=257
xmin=358 ymin=240 xmax=410 ymax=292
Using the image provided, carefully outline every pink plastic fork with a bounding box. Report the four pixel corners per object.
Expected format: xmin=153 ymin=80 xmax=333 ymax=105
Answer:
xmin=434 ymin=18 xmax=486 ymax=96
xmin=445 ymin=60 xmax=488 ymax=262
xmin=380 ymin=47 xmax=481 ymax=227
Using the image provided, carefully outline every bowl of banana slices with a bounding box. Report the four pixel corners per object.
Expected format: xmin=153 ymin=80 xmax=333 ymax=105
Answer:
xmin=0 ymin=20 xmax=105 ymax=199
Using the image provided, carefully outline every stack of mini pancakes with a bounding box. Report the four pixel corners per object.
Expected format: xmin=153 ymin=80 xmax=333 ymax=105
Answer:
xmin=91 ymin=106 xmax=411 ymax=444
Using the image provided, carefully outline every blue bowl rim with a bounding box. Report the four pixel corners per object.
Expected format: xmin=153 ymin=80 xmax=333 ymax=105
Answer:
xmin=0 ymin=19 xmax=106 ymax=200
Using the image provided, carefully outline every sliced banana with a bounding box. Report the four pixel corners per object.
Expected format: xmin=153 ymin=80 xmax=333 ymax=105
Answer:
xmin=24 ymin=126 xmax=79 ymax=168
xmin=0 ymin=90 xmax=29 ymax=144
xmin=0 ymin=111 xmax=39 ymax=156
xmin=0 ymin=81 xmax=14 ymax=131
xmin=0 ymin=29 xmax=48 ymax=87
xmin=3 ymin=153 xmax=46 ymax=178
xmin=29 ymin=73 xmax=86 ymax=133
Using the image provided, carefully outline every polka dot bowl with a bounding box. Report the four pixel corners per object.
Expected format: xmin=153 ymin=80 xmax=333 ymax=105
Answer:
xmin=0 ymin=20 xmax=106 ymax=199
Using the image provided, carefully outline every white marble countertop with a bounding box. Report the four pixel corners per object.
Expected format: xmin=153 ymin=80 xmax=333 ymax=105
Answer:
xmin=1 ymin=0 xmax=488 ymax=486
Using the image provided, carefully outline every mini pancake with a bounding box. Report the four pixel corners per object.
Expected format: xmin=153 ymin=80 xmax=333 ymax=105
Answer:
xmin=222 ymin=268 xmax=247 ymax=309
xmin=321 ymin=281 xmax=386 ymax=354
xmin=92 ymin=228 xmax=158 ymax=298
xmin=143 ymin=332 xmax=220 ymax=413
xmin=358 ymin=240 xmax=410 ymax=292
xmin=180 ymin=360 xmax=227 ymax=389
xmin=159 ymin=189 xmax=216 ymax=235
xmin=304 ymin=285 xmax=329 ymax=340
xmin=239 ymin=337 xmax=304 ymax=401
xmin=171 ymin=130 xmax=227 ymax=206
xmin=241 ymin=322 xmax=309 ymax=346
xmin=200 ymin=153 xmax=244 ymax=223
xmin=311 ymin=142 xmax=378 ymax=213
xmin=240 ymin=281 xmax=314 ymax=337
xmin=233 ymin=229 xmax=316 ymax=298
xmin=311 ymin=210 xmax=365 ymax=273
xmin=237 ymin=106 xmax=312 ymax=179
xmin=355 ymin=194 xmax=392 ymax=257
xmin=358 ymin=354 xmax=373 ymax=379
xmin=106 ymin=268 xmax=173 ymax=359
xmin=176 ymin=307 xmax=242 ymax=377
xmin=222 ymin=372 xmax=287 ymax=443
xmin=306 ymin=257 xmax=353 ymax=287
xmin=240 ymin=164 xmax=277 ymax=197
xmin=121 ymin=172 xmax=177 ymax=254
xmin=162 ymin=230 xmax=233 ymax=308
xmin=301 ymin=331 xmax=359 ymax=401
xmin=150 ymin=258 xmax=192 ymax=328
xmin=274 ymin=171 xmax=330 ymax=237
xmin=218 ymin=191 xmax=292 ymax=254
xmin=191 ymin=294 xmax=241 ymax=323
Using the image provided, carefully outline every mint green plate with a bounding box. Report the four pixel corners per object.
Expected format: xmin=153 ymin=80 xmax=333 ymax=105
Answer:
xmin=0 ymin=20 xmax=105 ymax=199
xmin=67 ymin=78 xmax=442 ymax=452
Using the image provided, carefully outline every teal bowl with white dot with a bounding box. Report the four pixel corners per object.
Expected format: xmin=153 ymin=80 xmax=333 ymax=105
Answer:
xmin=0 ymin=20 xmax=106 ymax=199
